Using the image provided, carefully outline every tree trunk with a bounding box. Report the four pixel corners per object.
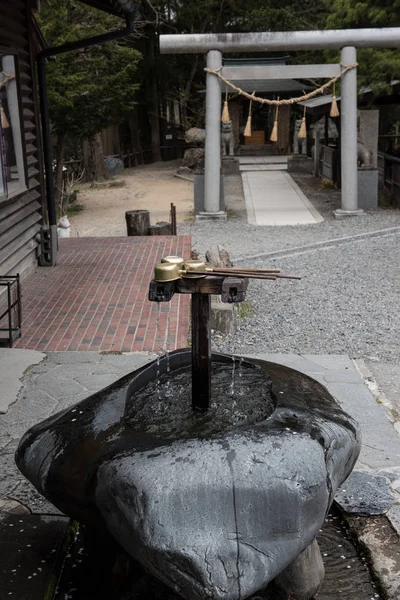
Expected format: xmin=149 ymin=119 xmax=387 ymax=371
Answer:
xmin=181 ymin=55 xmax=199 ymax=129
xmin=54 ymin=133 xmax=65 ymax=212
xmin=83 ymin=132 xmax=107 ymax=182
xmin=125 ymin=209 xmax=150 ymax=236
xmin=129 ymin=111 xmax=142 ymax=153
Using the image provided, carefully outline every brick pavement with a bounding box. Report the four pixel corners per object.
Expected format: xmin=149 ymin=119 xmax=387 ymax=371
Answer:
xmin=14 ymin=236 xmax=191 ymax=352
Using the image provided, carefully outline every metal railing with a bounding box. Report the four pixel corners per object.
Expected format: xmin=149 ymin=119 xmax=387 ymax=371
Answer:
xmin=0 ymin=275 xmax=21 ymax=347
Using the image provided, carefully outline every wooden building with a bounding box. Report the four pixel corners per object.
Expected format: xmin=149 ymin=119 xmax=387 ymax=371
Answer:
xmin=0 ymin=0 xmax=45 ymax=280
xmin=0 ymin=0 xmax=131 ymax=280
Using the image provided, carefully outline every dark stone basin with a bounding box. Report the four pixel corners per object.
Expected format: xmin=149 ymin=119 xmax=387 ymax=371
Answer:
xmin=16 ymin=350 xmax=361 ymax=600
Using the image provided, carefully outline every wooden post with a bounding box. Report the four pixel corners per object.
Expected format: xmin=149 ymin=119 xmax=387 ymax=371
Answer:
xmin=170 ymin=202 xmax=177 ymax=235
xmin=125 ymin=210 xmax=150 ymax=236
xmin=191 ymin=293 xmax=211 ymax=410
xmin=314 ymin=129 xmax=320 ymax=178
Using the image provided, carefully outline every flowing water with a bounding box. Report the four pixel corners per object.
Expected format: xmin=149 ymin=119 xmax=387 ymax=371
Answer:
xmin=54 ymin=509 xmax=383 ymax=600
xmin=155 ymin=303 xmax=162 ymax=399
xmin=316 ymin=509 xmax=382 ymax=600
xmin=124 ymin=361 xmax=275 ymax=439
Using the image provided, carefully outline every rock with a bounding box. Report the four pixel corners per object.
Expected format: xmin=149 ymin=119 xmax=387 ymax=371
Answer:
xmin=272 ymin=539 xmax=325 ymax=600
xmin=184 ymin=128 xmax=205 ymax=145
xmin=205 ymin=245 xmax=232 ymax=268
xmin=207 ymin=246 xmax=235 ymax=334
xmin=104 ymin=156 xmax=124 ymax=175
xmin=335 ymin=471 xmax=394 ymax=515
xmin=91 ymin=179 xmax=126 ymax=188
xmin=181 ymin=148 xmax=205 ymax=172
xmin=16 ymin=351 xmax=361 ymax=600
xmin=148 ymin=221 xmax=173 ymax=236
xmin=175 ymin=166 xmax=195 ymax=181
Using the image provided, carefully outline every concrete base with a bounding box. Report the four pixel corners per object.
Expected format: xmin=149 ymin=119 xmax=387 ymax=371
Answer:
xmin=334 ymin=208 xmax=365 ymax=219
xmin=222 ymin=157 xmax=240 ymax=175
xmin=287 ymin=156 xmax=313 ymax=175
xmin=196 ymin=211 xmax=227 ymax=221
xmin=38 ymin=224 xmax=58 ymax=267
xmin=358 ymin=169 xmax=378 ymax=210
xmin=211 ymin=297 xmax=236 ymax=335
xmin=194 ymin=173 xmax=225 ymax=215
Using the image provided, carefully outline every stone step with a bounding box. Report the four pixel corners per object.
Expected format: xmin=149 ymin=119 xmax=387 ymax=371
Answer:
xmin=239 ymin=164 xmax=288 ymax=172
xmin=238 ymin=144 xmax=274 ymax=156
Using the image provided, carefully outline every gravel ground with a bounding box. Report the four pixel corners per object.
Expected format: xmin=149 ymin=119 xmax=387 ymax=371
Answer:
xmin=178 ymin=173 xmax=400 ymax=260
xmin=179 ymin=210 xmax=400 ymax=261
xmin=210 ymin=232 xmax=400 ymax=364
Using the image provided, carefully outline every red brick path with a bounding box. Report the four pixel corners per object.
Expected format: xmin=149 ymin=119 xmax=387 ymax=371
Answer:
xmin=15 ymin=236 xmax=191 ymax=352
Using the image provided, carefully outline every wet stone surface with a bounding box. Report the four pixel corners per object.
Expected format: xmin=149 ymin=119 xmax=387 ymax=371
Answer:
xmin=124 ymin=361 xmax=275 ymax=438
xmin=0 ymin=513 xmax=69 ymax=600
xmin=335 ymin=471 xmax=395 ymax=516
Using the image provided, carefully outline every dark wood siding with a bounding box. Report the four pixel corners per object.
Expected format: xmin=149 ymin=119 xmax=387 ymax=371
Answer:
xmin=0 ymin=0 xmax=43 ymax=278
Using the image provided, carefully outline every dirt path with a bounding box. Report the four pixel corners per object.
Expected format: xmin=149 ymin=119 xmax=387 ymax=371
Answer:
xmin=70 ymin=161 xmax=193 ymax=237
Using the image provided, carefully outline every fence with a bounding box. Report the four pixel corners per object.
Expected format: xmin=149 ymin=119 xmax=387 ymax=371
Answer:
xmin=378 ymin=152 xmax=400 ymax=206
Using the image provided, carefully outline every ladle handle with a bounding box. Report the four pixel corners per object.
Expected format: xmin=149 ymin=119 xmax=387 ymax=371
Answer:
xmin=212 ymin=267 xmax=280 ymax=274
xmin=184 ymin=270 xmax=277 ymax=280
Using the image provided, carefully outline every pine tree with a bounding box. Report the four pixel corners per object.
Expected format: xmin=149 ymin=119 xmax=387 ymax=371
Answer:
xmin=37 ymin=0 xmax=141 ymax=187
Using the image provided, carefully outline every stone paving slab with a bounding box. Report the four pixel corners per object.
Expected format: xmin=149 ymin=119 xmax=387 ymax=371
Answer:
xmin=0 ymin=349 xmax=45 ymax=414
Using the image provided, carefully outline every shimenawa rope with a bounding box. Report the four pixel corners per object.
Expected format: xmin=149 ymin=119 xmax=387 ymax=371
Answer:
xmin=205 ymin=62 xmax=358 ymax=106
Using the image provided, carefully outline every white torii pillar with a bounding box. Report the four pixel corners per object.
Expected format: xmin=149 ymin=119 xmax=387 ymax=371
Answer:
xmin=201 ymin=49 xmax=225 ymax=218
xmin=334 ymin=46 xmax=363 ymax=218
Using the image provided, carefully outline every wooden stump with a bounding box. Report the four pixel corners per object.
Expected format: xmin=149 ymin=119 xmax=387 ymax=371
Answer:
xmin=148 ymin=221 xmax=172 ymax=236
xmin=125 ymin=210 xmax=150 ymax=236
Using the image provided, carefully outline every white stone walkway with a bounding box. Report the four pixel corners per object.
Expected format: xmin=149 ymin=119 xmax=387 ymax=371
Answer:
xmin=239 ymin=156 xmax=323 ymax=226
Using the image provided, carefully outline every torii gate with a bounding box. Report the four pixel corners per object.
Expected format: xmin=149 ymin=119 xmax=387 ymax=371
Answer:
xmin=160 ymin=28 xmax=400 ymax=219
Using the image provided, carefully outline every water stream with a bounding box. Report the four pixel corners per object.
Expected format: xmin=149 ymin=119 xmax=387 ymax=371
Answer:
xmin=53 ymin=508 xmax=383 ymax=600
xmin=124 ymin=361 xmax=275 ymax=439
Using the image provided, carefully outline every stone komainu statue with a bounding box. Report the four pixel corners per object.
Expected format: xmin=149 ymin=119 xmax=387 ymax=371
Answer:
xmin=221 ymin=121 xmax=234 ymax=156
xmin=357 ymin=115 xmax=373 ymax=168
xmin=293 ymin=118 xmax=307 ymax=155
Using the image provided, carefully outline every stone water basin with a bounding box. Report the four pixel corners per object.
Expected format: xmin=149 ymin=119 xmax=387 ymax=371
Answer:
xmin=16 ymin=350 xmax=361 ymax=600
